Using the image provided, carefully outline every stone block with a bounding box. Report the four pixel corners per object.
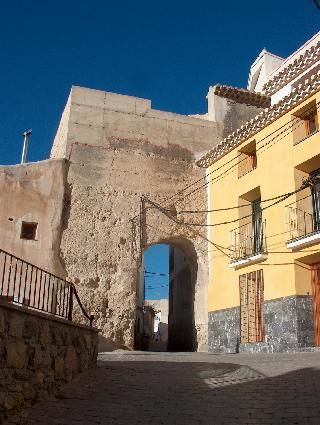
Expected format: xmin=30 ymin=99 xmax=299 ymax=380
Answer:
xmin=23 ymin=319 xmax=36 ymax=339
xmin=0 ymin=310 xmax=5 ymax=335
xmin=0 ymin=304 xmax=98 ymax=419
xmin=54 ymin=357 xmax=65 ymax=380
xmin=40 ymin=322 xmax=50 ymax=346
xmin=8 ymin=316 xmax=23 ymax=338
xmin=64 ymin=346 xmax=77 ymax=372
xmin=6 ymin=341 xmax=27 ymax=369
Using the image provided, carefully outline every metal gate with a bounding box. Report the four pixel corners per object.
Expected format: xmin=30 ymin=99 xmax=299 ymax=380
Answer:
xmin=239 ymin=270 xmax=264 ymax=343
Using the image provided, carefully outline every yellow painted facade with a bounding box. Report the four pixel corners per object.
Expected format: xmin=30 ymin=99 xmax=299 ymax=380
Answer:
xmin=207 ymin=90 xmax=320 ymax=313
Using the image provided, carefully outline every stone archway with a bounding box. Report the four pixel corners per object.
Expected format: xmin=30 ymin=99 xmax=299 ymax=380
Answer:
xmin=138 ymin=199 xmax=209 ymax=352
xmin=48 ymin=86 xmax=215 ymax=352
xmin=137 ymin=238 xmax=199 ymax=352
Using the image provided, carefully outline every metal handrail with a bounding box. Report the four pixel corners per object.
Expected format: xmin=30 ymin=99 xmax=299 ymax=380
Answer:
xmin=286 ymin=195 xmax=318 ymax=241
xmin=0 ymin=248 xmax=94 ymax=326
xmin=230 ymin=219 xmax=266 ymax=261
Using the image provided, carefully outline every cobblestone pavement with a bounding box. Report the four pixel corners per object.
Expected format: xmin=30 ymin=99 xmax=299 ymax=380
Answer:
xmin=5 ymin=351 xmax=320 ymax=425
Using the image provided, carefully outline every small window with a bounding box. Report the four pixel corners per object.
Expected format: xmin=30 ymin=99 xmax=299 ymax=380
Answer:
xmin=238 ymin=140 xmax=257 ymax=178
xmin=20 ymin=222 xmax=38 ymax=240
xmin=293 ymin=101 xmax=319 ymax=145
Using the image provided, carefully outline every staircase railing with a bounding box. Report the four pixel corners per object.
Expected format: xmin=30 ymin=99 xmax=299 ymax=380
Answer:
xmin=0 ymin=248 xmax=94 ymax=326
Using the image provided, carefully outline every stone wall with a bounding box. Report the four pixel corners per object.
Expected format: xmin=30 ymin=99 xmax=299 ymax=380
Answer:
xmin=0 ymin=301 xmax=98 ymax=422
xmin=263 ymin=295 xmax=314 ymax=352
xmin=208 ymin=295 xmax=315 ymax=354
xmin=50 ymin=86 xmax=223 ymax=351
xmin=208 ymin=307 xmax=240 ymax=353
xmin=0 ymin=159 xmax=67 ymax=277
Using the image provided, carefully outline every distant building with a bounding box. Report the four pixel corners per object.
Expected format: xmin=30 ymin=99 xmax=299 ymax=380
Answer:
xmin=144 ymin=299 xmax=168 ymax=351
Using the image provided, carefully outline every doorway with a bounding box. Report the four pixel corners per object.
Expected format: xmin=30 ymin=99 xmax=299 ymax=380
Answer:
xmin=136 ymin=241 xmax=197 ymax=352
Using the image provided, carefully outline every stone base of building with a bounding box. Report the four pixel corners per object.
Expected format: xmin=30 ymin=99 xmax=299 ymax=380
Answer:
xmin=208 ymin=306 xmax=240 ymax=353
xmin=208 ymin=295 xmax=315 ymax=354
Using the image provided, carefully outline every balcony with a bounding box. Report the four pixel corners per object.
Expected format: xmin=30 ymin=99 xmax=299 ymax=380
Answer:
xmin=229 ymin=220 xmax=267 ymax=268
xmin=286 ymin=194 xmax=320 ymax=249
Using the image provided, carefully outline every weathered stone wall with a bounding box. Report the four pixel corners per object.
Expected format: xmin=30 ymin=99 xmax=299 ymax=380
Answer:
xmin=47 ymin=85 xmax=269 ymax=352
xmin=208 ymin=307 xmax=240 ymax=353
xmin=263 ymin=295 xmax=314 ymax=352
xmin=0 ymin=301 xmax=98 ymax=422
xmin=0 ymin=159 xmax=67 ymax=276
xmin=50 ymin=86 xmax=223 ymax=351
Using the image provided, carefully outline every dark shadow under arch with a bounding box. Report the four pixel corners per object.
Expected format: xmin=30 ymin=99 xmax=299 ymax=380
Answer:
xmin=137 ymin=237 xmax=198 ymax=352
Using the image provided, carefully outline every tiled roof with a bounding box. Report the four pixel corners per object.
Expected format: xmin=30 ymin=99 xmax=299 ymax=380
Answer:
xmin=263 ymin=41 xmax=320 ymax=96
xmin=197 ymin=72 xmax=320 ymax=168
xmin=212 ymin=84 xmax=270 ymax=108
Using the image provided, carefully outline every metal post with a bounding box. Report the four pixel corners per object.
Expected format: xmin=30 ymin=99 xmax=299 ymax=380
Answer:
xmin=68 ymin=285 xmax=74 ymax=321
xmin=21 ymin=129 xmax=32 ymax=164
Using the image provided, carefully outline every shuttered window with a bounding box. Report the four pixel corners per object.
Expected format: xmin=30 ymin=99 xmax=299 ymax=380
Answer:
xmin=239 ymin=270 xmax=264 ymax=343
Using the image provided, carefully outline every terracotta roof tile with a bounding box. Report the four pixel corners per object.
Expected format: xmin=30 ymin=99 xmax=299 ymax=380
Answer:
xmin=197 ymin=72 xmax=320 ymax=168
xmin=263 ymin=41 xmax=320 ymax=95
xmin=212 ymin=84 xmax=270 ymax=108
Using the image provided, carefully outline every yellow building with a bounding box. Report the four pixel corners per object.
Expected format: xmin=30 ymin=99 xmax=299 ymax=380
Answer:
xmin=198 ymin=36 xmax=320 ymax=353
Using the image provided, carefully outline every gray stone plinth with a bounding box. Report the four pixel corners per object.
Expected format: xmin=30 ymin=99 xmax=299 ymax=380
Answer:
xmin=209 ymin=295 xmax=315 ymax=354
xmin=208 ymin=307 xmax=240 ymax=353
xmin=263 ymin=295 xmax=314 ymax=352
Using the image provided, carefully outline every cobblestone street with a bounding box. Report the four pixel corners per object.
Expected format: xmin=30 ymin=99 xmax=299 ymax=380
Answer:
xmin=5 ymin=351 xmax=320 ymax=425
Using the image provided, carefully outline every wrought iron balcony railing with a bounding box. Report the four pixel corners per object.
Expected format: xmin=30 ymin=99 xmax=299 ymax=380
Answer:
xmin=286 ymin=194 xmax=320 ymax=241
xmin=0 ymin=249 xmax=94 ymax=326
xmin=230 ymin=219 xmax=266 ymax=262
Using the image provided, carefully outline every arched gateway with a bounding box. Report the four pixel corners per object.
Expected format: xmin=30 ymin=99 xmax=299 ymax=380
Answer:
xmin=0 ymin=86 xmax=266 ymax=352
xmin=138 ymin=239 xmax=199 ymax=352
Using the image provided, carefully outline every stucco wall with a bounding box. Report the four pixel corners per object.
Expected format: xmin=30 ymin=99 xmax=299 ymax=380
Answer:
xmin=0 ymin=159 xmax=67 ymax=276
xmin=0 ymin=301 xmax=98 ymax=423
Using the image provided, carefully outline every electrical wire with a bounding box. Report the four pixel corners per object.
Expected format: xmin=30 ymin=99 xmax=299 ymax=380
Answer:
xmin=144 ymin=270 xmax=169 ymax=276
xmin=155 ymin=191 xmax=300 ymax=215
xmin=161 ymin=102 xmax=320 ymax=207
xmin=143 ymin=184 xmax=308 ymax=228
xmin=178 ymin=106 xmax=320 ymax=202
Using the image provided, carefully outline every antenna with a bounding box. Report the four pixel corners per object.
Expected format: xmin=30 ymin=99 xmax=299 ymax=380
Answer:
xmin=21 ymin=129 xmax=32 ymax=164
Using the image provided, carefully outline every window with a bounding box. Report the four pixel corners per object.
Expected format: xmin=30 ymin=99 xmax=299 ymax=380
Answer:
xmin=239 ymin=270 xmax=264 ymax=343
xmin=20 ymin=222 xmax=38 ymax=240
xmin=305 ymin=112 xmax=318 ymax=136
xmin=293 ymin=101 xmax=319 ymax=145
xmin=238 ymin=140 xmax=257 ymax=178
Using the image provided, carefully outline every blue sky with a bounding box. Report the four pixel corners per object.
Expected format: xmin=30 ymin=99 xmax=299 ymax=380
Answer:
xmin=0 ymin=0 xmax=318 ymax=165
xmin=144 ymin=244 xmax=169 ymax=300
xmin=0 ymin=1 xmax=319 ymax=299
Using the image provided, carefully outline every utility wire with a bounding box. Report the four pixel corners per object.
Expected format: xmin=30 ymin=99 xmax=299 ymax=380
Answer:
xmin=155 ymin=191 xmax=299 ymax=215
xmin=130 ymin=102 xmax=319 ymax=222
xmin=144 ymin=192 xmax=285 ymax=228
xmin=144 ymin=270 xmax=169 ymax=276
xmin=162 ymin=102 xmax=320 ymax=207
xmin=143 ymin=175 xmax=316 ymax=228
xmin=178 ymin=105 xmax=320 ymax=203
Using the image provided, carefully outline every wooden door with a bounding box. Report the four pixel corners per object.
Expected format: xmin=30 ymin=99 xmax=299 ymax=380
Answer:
xmin=239 ymin=270 xmax=264 ymax=344
xmin=311 ymin=263 xmax=320 ymax=346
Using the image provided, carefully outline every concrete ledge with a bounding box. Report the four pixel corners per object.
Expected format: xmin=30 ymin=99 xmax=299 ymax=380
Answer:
xmin=229 ymin=253 xmax=267 ymax=269
xmin=0 ymin=298 xmax=98 ymax=332
xmin=287 ymin=231 xmax=320 ymax=249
